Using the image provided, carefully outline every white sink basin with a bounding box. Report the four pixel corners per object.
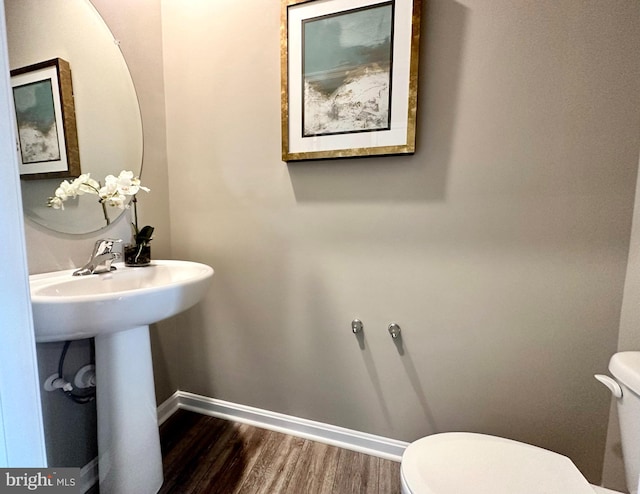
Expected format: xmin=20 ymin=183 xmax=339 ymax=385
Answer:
xmin=29 ymin=259 xmax=213 ymax=494
xmin=30 ymin=259 xmax=213 ymax=342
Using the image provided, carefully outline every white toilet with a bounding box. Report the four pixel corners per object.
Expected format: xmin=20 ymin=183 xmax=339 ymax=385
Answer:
xmin=400 ymin=351 xmax=640 ymax=494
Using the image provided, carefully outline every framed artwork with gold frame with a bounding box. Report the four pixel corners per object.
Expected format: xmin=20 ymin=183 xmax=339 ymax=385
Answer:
xmin=10 ymin=58 xmax=81 ymax=180
xmin=281 ymin=0 xmax=421 ymax=162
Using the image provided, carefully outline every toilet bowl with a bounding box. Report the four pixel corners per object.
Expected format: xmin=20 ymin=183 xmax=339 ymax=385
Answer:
xmin=400 ymin=432 xmax=621 ymax=494
xmin=400 ymin=351 xmax=640 ymax=494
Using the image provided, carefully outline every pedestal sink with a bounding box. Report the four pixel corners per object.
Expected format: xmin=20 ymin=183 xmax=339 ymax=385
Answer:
xmin=29 ymin=260 xmax=214 ymax=494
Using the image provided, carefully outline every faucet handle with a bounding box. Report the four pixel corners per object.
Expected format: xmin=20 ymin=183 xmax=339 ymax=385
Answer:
xmin=94 ymin=238 xmax=122 ymax=255
xmin=73 ymin=239 xmax=123 ymax=276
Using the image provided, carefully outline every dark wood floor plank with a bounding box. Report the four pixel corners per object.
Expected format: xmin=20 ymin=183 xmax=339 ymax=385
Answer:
xmin=332 ymin=448 xmax=380 ymax=493
xmin=235 ymin=430 xmax=306 ymax=494
xmin=161 ymin=411 xmax=219 ymax=469
xmin=379 ymin=457 xmax=402 ymax=494
xmin=157 ymin=410 xmax=402 ymax=494
xmin=196 ymin=423 xmax=269 ymax=493
xmin=186 ymin=422 xmax=254 ymax=494
xmin=161 ymin=418 xmax=238 ymax=493
xmin=285 ymin=440 xmax=341 ymax=494
xmin=160 ymin=413 xmax=233 ymax=493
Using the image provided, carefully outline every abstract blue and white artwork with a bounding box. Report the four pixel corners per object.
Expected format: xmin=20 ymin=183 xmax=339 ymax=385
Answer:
xmin=13 ymin=79 xmax=62 ymax=164
xmin=302 ymin=2 xmax=393 ymax=137
xmin=282 ymin=0 xmax=420 ymax=161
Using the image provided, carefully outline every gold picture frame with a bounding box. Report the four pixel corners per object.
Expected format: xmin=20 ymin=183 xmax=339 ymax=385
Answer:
xmin=10 ymin=58 xmax=81 ymax=180
xmin=281 ymin=0 xmax=421 ymax=162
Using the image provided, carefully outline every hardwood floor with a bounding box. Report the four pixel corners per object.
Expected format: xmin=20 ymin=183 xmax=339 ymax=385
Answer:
xmin=158 ymin=409 xmax=401 ymax=494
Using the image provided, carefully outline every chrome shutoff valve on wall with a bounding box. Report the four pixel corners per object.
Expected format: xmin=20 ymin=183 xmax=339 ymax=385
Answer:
xmin=388 ymin=323 xmax=401 ymax=339
xmin=352 ymin=319 xmax=363 ymax=334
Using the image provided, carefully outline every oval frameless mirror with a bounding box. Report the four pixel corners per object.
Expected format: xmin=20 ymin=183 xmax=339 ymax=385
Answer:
xmin=5 ymin=0 xmax=143 ymax=234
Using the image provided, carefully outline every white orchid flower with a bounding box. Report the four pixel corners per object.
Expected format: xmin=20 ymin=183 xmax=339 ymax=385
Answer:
xmin=98 ymin=181 xmax=118 ymax=199
xmin=112 ymin=170 xmax=146 ymax=196
xmin=103 ymin=191 xmax=127 ymax=209
xmin=74 ymin=174 xmax=100 ymax=195
xmin=56 ymin=180 xmax=76 ymax=200
xmin=48 ymin=196 xmax=65 ymax=210
xmin=48 ymin=170 xmax=150 ymax=226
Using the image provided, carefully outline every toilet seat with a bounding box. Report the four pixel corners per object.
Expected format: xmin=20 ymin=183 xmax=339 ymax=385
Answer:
xmin=401 ymin=432 xmax=597 ymax=494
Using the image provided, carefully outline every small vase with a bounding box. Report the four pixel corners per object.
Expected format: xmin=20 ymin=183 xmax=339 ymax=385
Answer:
xmin=124 ymin=243 xmax=151 ymax=267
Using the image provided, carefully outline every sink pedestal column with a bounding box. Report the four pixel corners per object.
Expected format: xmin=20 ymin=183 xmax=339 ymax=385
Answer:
xmin=95 ymin=325 xmax=163 ymax=494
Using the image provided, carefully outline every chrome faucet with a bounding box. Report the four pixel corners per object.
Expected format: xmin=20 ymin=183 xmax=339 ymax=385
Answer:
xmin=73 ymin=239 xmax=122 ymax=276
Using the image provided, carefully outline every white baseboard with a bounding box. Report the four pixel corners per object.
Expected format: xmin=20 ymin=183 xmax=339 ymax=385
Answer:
xmin=157 ymin=392 xmax=180 ymax=425
xmin=157 ymin=390 xmax=408 ymax=462
xmin=80 ymin=456 xmax=98 ymax=493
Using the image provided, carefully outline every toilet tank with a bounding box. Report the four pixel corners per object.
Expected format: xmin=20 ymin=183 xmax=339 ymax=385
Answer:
xmin=610 ymin=352 xmax=640 ymax=494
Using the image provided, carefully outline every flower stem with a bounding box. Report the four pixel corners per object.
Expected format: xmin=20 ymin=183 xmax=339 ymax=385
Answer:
xmin=101 ymin=201 xmax=110 ymax=226
xmin=86 ymin=182 xmax=110 ymax=226
xmin=132 ymin=195 xmax=139 ymax=236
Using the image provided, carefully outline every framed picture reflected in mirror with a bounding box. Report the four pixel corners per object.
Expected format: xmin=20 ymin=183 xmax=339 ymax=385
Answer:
xmin=10 ymin=58 xmax=81 ymax=180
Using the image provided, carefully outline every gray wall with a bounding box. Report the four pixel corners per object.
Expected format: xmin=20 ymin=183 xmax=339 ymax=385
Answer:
xmin=156 ymin=0 xmax=640 ymax=485
xmin=16 ymin=0 xmax=640 ymax=489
